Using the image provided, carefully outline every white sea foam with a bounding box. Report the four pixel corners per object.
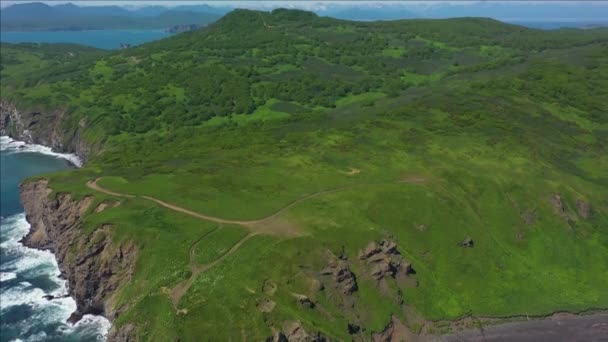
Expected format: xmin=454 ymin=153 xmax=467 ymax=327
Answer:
xmin=0 ymin=136 xmax=82 ymax=167
xmin=0 ymin=214 xmax=111 ymax=340
xmin=0 ymin=272 xmax=17 ymax=282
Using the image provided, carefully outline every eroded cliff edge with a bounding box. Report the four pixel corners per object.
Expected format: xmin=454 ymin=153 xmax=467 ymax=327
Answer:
xmin=20 ymin=179 xmax=137 ymax=340
xmin=0 ymin=100 xmax=92 ymax=163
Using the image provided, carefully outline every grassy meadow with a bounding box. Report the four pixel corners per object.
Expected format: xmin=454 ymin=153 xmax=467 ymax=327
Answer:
xmin=1 ymin=8 xmax=607 ymax=340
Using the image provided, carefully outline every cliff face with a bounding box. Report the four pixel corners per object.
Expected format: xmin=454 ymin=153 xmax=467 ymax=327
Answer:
xmin=0 ymin=100 xmax=91 ymax=162
xmin=20 ymin=180 xmax=137 ymax=333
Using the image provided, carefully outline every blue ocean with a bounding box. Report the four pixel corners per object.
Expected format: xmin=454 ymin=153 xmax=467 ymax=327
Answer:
xmin=0 ymin=29 xmax=170 ymax=50
xmin=0 ymin=137 xmax=109 ymax=341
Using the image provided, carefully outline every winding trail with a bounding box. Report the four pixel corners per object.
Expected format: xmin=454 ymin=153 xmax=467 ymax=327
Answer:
xmin=86 ymin=176 xmax=429 ymax=309
xmin=86 ymin=178 xmax=405 ymax=236
xmin=170 ymin=231 xmax=258 ymax=308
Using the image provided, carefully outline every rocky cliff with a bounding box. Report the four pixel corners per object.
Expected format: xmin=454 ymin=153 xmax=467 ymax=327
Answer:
xmin=20 ymin=180 xmax=137 ymax=339
xmin=0 ymin=100 xmax=92 ymax=163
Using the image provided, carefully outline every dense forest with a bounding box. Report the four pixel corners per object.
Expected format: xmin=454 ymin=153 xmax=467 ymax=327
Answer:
xmin=1 ymin=9 xmax=607 ymax=341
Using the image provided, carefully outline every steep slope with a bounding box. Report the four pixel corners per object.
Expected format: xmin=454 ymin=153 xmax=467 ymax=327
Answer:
xmin=1 ymin=9 xmax=608 ymax=341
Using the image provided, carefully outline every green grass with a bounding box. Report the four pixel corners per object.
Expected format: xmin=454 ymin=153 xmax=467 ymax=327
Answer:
xmin=193 ymin=225 xmax=248 ymax=264
xmin=3 ymin=9 xmax=608 ymax=341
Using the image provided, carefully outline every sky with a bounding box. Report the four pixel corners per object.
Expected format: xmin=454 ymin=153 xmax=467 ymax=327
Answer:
xmin=2 ymin=0 xmax=608 ymax=9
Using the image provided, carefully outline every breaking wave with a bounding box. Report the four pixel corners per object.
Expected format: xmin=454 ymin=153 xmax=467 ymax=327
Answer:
xmin=0 ymin=136 xmax=82 ymax=167
xmin=0 ymin=214 xmax=110 ymax=341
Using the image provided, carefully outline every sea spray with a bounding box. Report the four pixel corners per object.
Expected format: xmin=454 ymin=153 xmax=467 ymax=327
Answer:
xmin=0 ymin=136 xmax=82 ymax=167
xmin=1 ymin=137 xmax=109 ymax=341
xmin=0 ymin=214 xmax=110 ymax=341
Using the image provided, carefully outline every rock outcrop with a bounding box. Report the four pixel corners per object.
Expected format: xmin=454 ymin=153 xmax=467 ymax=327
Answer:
xmin=20 ymin=180 xmax=136 ymax=338
xmin=0 ymin=100 xmax=93 ymax=163
xmin=460 ymin=237 xmax=474 ymax=248
xmin=320 ymin=257 xmax=358 ymax=295
xmin=372 ymin=316 xmax=413 ymax=342
xmin=267 ymin=321 xmax=327 ymax=342
xmin=359 ymin=240 xmax=414 ymax=280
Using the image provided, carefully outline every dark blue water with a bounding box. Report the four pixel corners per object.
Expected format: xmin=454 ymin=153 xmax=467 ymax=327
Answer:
xmin=0 ymin=137 xmax=109 ymax=341
xmin=0 ymin=29 xmax=170 ymax=50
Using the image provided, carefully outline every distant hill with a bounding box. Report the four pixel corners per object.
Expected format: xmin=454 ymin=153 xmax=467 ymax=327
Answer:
xmin=318 ymin=5 xmax=417 ymax=21
xmin=0 ymin=2 xmax=221 ymax=31
xmin=1 ymin=7 xmax=607 ymax=342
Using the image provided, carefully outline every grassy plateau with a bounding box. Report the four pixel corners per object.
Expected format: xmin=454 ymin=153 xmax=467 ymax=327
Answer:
xmin=1 ymin=8 xmax=607 ymax=340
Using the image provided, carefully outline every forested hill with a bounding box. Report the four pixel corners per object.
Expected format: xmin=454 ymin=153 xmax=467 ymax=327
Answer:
xmin=2 ymin=9 xmax=607 ymax=138
xmin=1 ymin=9 xmax=608 ymax=341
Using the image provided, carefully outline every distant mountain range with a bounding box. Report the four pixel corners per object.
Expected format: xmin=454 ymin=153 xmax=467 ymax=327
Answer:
xmin=1 ymin=2 xmax=607 ymax=31
xmin=0 ymin=2 xmax=224 ymax=31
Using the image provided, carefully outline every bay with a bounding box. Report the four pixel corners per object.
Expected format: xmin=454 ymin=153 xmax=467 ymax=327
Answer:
xmin=0 ymin=29 xmax=171 ymax=50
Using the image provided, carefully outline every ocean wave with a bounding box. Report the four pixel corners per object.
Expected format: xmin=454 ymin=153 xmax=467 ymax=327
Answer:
xmin=0 ymin=214 xmax=110 ymax=340
xmin=0 ymin=272 xmax=17 ymax=282
xmin=0 ymin=136 xmax=82 ymax=167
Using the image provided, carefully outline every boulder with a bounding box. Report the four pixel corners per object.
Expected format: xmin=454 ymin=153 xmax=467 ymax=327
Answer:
xmin=461 ymin=237 xmax=474 ymax=248
xmin=294 ymin=294 xmax=315 ymax=309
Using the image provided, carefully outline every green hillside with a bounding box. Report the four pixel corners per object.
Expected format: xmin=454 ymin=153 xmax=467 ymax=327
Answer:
xmin=2 ymin=9 xmax=607 ymax=340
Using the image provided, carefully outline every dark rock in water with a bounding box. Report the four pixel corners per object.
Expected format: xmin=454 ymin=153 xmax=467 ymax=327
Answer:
xmin=348 ymin=322 xmax=361 ymax=334
xmin=461 ymin=237 xmax=474 ymax=248
xmin=43 ymin=294 xmax=55 ymax=300
xmin=576 ymin=199 xmax=591 ymax=219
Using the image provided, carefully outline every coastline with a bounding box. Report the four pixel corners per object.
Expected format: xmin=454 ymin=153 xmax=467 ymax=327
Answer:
xmin=0 ymin=136 xmax=83 ymax=168
xmin=0 ymin=136 xmax=111 ymax=340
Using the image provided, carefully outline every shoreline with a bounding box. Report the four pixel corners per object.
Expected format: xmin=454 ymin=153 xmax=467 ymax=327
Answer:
xmin=0 ymin=136 xmax=111 ymax=340
xmin=0 ymin=135 xmax=83 ymax=168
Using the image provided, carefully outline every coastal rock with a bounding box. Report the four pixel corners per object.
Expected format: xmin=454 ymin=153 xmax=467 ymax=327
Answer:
xmin=0 ymin=100 xmax=93 ymax=163
xmin=20 ymin=179 xmax=137 ymax=340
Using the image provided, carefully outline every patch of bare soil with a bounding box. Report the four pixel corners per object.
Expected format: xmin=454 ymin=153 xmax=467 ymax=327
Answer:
xmin=94 ymin=200 xmax=118 ymax=213
xmin=373 ymin=315 xmax=422 ymax=342
xmin=263 ymin=279 xmax=277 ymax=295
xmin=340 ymin=168 xmax=361 ymax=175
xmin=256 ymin=298 xmax=276 ymax=313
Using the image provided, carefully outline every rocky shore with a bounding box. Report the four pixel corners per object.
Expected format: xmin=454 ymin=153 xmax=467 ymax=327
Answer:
xmin=0 ymin=100 xmax=93 ymax=164
xmin=2 ymin=100 xmax=137 ymax=340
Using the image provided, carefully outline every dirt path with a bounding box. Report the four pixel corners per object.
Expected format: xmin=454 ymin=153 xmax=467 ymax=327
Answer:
xmin=86 ymin=178 xmax=400 ymax=236
xmin=86 ymin=176 xmax=429 ymax=308
xmin=86 ymin=179 xmax=135 ymax=198
xmin=170 ymin=232 xmax=258 ymax=308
